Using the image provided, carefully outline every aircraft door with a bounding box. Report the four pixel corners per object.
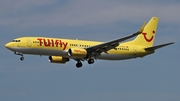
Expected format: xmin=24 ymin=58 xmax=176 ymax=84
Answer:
xmin=26 ymin=39 xmax=33 ymax=53
xmin=133 ymin=46 xmax=137 ymax=56
xmin=27 ymin=39 xmax=32 ymax=47
xmin=12 ymin=42 xmax=14 ymax=47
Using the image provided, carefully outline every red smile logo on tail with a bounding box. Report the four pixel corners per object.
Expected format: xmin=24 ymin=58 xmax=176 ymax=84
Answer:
xmin=142 ymin=31 xmax=155 ymax=42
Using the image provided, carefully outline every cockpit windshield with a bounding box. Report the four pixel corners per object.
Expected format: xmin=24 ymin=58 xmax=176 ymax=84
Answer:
xmin=12 ymin=40 xmax=21 ymax=42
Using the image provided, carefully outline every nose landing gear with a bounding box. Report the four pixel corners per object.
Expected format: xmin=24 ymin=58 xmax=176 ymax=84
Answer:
xmin=20 ymin=56 xmax=24 ymax=61
xmin=14 ymin=52 xmax=24 ymax=61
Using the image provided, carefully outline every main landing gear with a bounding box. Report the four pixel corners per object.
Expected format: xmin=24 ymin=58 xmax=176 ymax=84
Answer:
xmin=14 ymin=52 xmax=24 ymax=61
xmin=76 ymin=61 xmax=83 ymax=68
xmin=88 ymin=59 xmax=94 ymax=64
xmin=76 ymin=59 xmax=95 ymax=68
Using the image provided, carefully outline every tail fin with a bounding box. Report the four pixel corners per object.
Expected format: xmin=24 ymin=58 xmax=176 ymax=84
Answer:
xmin=128 ymin=17 xmax=159 ymax=47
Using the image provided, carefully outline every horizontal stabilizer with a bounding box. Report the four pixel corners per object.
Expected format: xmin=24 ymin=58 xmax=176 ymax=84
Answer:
xmin=145 ymin=42 xmax=175 ymax=51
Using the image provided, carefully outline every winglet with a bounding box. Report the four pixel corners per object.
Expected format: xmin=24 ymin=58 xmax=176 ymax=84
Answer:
xmin=138 ymin=22 xmax=146 ymax=33
xmin=133 ymin=22 xmax=147 ymax=36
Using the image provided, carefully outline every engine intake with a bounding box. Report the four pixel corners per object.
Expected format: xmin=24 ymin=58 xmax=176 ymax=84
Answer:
xmin=68 ymin=48 xmax=87 ymax=58
xmin=49 ymin=56 xmax=69 ymax=64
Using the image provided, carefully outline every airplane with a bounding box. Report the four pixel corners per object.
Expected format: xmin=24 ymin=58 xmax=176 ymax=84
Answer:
xmin=5 ymin=17 xmax=174 ymax=68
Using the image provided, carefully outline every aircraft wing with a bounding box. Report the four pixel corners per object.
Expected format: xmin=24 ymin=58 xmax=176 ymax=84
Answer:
xmin=86 ymin=22 xmax=146 ymax=58
xmin=144 ymin=42 xmax=175 ymax=51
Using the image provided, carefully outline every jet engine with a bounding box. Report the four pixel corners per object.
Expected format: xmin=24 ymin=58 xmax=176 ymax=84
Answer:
xmin=68 ymin=48 xmax=87 ymax=58
xmin=49 ymin=56 xmax=69 ymax=64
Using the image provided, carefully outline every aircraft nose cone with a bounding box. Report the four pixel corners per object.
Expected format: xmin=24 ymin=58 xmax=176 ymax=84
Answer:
xmin=5 ymin=42 xmax=12 ymax=49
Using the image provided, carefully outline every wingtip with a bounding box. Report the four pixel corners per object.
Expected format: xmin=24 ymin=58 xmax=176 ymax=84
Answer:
xmin=139 ymin=22 xmax=147 ymax=33
xmin=170 ymin=42 xmax=175 ymax=44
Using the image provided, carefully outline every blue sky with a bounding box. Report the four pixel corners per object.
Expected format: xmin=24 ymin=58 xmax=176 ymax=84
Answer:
xmin=0 ymin=0 xmax=180 ymax=101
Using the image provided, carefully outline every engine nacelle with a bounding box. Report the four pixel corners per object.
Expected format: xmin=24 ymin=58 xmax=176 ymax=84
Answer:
xmin=49 ymin=56 xmax=69 ymax=64
xmin=68 ymin=48 xmax=87 ymax=58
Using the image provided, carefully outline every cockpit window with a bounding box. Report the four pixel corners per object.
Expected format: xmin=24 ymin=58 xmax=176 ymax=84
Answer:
xmin=12 ymin=40 xmax=21 ymax=42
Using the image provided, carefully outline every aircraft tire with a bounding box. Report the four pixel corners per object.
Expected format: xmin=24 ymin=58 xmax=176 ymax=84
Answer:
xmin=76 ymin=62 xmax=82 ymax=68
xmin=88 ymin=59 xmax=94 ymax=64
xmin=20 ymin=57 xmax=24 ymax=61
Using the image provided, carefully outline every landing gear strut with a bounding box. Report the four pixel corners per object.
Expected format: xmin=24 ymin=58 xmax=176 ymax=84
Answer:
xmin=76 ymin=61 xmax=82 ymax=68
xmin=14 ymin=52 xmax=24 ymax=61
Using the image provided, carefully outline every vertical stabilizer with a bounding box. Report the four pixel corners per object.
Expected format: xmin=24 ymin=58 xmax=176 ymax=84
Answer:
xmin=128 ymin=17 xmax=159 ymax=47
